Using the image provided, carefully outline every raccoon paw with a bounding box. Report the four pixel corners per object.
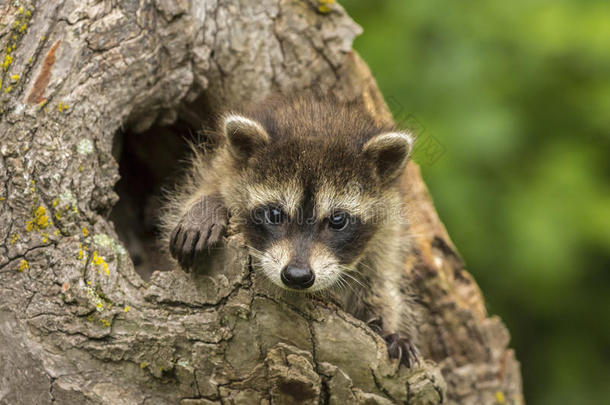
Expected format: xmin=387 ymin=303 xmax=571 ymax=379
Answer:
xmin=169 ymin=195 xmax=228 ymax=270
xmin=384 ymin=333 xmax=421 ymax=368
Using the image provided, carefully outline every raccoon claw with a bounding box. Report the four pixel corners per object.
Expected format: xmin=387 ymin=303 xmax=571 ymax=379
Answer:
xmin=384 ymin=333 xmax=421 ymax=368
xmin=366 ymin=316 xmax=384 ymax=334
xmin=169 ymin=195 xmax=228 ymax=271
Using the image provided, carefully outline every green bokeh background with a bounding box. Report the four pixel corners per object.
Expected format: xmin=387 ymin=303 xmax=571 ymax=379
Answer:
xmin=341 ymin=1 xmax=610 ymax=404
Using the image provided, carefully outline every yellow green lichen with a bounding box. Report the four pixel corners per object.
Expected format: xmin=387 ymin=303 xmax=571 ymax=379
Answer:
xmin=83 ymin=285 xmax=108 ymax=312
xmin=1 ymin=8 xmax=31 ymax=80
xmin=77 ymin=243 xmax=89 ymax=261
xmin=2 ymin=52 xmax=13 ymax=71
xmin=52 ymin=198 xmax=81 ymax=222
xmin=18 ymin=259 xmax=29 ymax=272
xmin=318 ymin=0 xmax=335 ymax=13
xmin=495 ymin=391 xmax=505 ymax=404
xmin=140 ymin=362 xmax=149 ymax=369
xmin=35 ymin=206 xmax=49 ymax=226
xmin=58 ymin=102 xmax=69 ymax=112
xmin=25 ymin=205 xmax=51 ymax=232
xmin=10 ymin=234 xmax=19 ymax=244
xmin=124 ymin=306 xmax=131 ymax=312
xmin=100 ymin=319 xmax=111 ymax=328
xmin=91 ymin=251 xmax=109 ymax=276
xmin=0 ymin=196 xmax=5 ymax=201
xmin=10 ymin=74 xmax=19 ymax=81
xmin=82 ymin=227 xmax=89 ymax=237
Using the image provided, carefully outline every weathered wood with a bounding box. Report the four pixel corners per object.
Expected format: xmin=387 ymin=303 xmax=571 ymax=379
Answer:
xmin=0 ymin=1 xmax=522 ymax=404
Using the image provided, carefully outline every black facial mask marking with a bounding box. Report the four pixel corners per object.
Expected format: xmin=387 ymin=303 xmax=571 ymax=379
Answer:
xmin=243 ymin=196 xmax=376 ymax=266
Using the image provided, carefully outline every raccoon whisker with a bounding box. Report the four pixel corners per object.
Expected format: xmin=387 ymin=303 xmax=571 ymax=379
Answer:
xmin=353 ymin=261 xmax=378 ymax=276
xmin=336 ymin=263 xmax=367 ymax=280
xmin=242 ymin=244 xmax=266 ymax=257
xmin=243 ymin=244 xmax=284 ymax=267
xmin=339 ymin=267 xmax=362 ymax=283
xmin=243 ymin=248 xmax=274 ymax=267
xmin=338 ymin=269 xmax=367 ymax=290
xmin=329 ymin=270 xmax=355 ymax=294
xmin=247 ymin=253 xmax=265 ymax=262
xmin=341 ymin=279 xmax=357 ymax=295
xmin=335 ymin=261 xmax=367 ymax=277
xmin=250 ymin=253 xmax=264 ymax=267
xmin=344 ymin=267 xmax=366 ymax=278
xmin=333 ymin=277 xmax=349 ymax=294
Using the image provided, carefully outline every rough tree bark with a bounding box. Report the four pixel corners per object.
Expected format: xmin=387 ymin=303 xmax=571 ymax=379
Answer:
xmin=0 ymin=1 xmax=523 ymax=404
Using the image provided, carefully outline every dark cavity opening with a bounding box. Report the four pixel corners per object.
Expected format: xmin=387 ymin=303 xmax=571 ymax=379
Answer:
xmin=110 ymin=95 xmax=217 ymax=280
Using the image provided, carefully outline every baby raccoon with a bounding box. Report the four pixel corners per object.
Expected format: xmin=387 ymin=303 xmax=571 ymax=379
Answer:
xmin=164 ymin=94 xmax=420 ymax=366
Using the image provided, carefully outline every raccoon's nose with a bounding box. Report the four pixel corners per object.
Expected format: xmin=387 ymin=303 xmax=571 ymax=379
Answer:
xmin=281 ymin=266 xmax=315 ymax=289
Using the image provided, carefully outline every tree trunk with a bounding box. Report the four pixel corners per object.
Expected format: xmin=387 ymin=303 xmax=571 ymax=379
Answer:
xmin=0 ymin=1 xmax=523 ymax=404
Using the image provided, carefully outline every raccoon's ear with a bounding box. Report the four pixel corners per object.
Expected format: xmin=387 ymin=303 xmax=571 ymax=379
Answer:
xmin=222 ymin=114 xmax=270 ymax=159
xmin=362 ymin=132 xmax=414 ymax=182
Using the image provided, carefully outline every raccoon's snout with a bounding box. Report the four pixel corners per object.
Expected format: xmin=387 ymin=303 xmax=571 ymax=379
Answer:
xmin=280 ymin=266 xmax=315 ymax=290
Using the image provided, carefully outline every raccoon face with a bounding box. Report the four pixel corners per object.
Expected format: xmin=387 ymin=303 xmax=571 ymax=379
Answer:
xmin=246 ymin=203 xmax=375 ymax=291
xmin=222 ymin=113 xmax=412 ymax=292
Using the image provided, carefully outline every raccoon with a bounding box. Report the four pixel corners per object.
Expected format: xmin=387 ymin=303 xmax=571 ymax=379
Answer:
xmin=163 ymin=94 xmax=420 ymax=366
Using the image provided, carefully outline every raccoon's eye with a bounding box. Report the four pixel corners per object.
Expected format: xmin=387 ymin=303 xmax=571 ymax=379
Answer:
xmin=265 ymin=205 xmax=285 ymax=225
xmin=328 ymin=211 xmax=350 ymax=231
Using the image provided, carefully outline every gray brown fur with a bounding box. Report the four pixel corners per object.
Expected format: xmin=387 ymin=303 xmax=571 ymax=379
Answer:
xmin=162 ymin=94 xmax=421 ymax=366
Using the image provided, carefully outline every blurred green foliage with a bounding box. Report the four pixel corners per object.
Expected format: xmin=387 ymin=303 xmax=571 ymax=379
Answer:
xmin=342 ymin=1 xmax=610 ymax=404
